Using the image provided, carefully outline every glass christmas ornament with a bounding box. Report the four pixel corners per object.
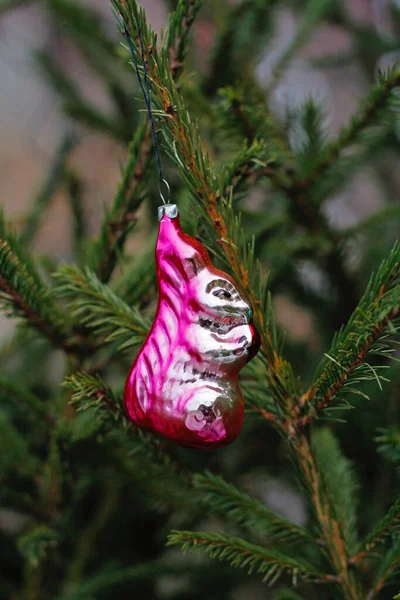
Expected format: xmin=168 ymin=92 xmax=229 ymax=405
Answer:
xmin=124 ymin=204 xmax=260 ymax=449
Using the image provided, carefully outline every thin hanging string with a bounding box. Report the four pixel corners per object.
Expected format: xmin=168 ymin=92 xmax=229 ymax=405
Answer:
xmin=120 ymin=14 xmax=169 ymax=204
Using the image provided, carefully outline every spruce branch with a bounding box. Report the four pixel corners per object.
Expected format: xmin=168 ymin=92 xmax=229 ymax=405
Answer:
xmin=0 ymin=376 xmax=49 ymax=418
xmin=91 ymin=0 xmax=202 ymax=283
xmin=35 ymin=51 xmax=128 ymax=142
xmin=204 ymin=0 xmax=272 ymax=95
xmin=376 ymin=427 xmax=400 ymax=465
xmin=20 ymin=133 xmax=77 ymax=246
xmin=113 ymin=0 xmax=298 ymax=407
xmin=219 ymin=138 xmax=290 ymax=201
xmin=367 ymin=539 xmax=400 ymax=600
xmin=64 ymin=371 xmax=123 ymax=418
xmin=292 ymin=65 xmax=400 ymax=193
xmin=275 ymin=590 xmax=307 ymax=600
xmin=0 ymin=239 xmax=80 ymax=355
xmin=64 ymin=169 xmax=86 ymax=257
xmin=112 ymin=231 xmax=157 ymax=305
xmin=312 ymin=429 xmax=359 ymax=556
xmin=55 ymin=265 xmax=149 ymax=351
xmin=61 ymin=480 xmax=120 ymax=591
xmin=279 ymin=72 xmax=400 ymax=325
xmin=350 ymin=496 xmax=400 ymax=566
xmin=166 ymin=0 xmax=203 ymax=78
xmin=194 ymin=472 xmax=315 ymax=546
xmin=0 ymin=410 xmax=38 ymax=476
xmin=43 ymin=0 xmax=138 ymax=135
xmin=45 ymin=0 xmax=117 ymax=58
xmin=64 ymin=371 xmax=174 ymax=466
xmin=295 ymin=243 xmax=400 ymax=428
xmin=265 ymin=0 xmax=337 ymax=92
xmin=291 ymin=434 xmax=363 ymax=600
xmin=167 ymin=530 xmax=332 ymax=585
xmin=343 ymin=205 xmax=400 ymax=240
xmin=58 ymin=560 xmax=220 ymax=600
xmin=88 ymin=120 xmax=152 ymax=281
xmin=64 ymin=372 xmax=192 ymax=499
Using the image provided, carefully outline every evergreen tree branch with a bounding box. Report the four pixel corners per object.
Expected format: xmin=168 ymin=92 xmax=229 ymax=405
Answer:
xmin=376 ymin=427 xmax=400 ymax=465
xmin=64 ymin=169 xmax=86 ymax=258
xmin=166 ymin=0 xmax=203 ymax=78
xmin=0 ymin=240 xmax=82 ymax=355
xmin=64 ymin=371 xmax=124 ymax=419
xmin=91 ymin=0 xmax=202 ymax=283
xmin=0 ymin=410 xmax=38 ymax=476
xmin=88 ymin=120 xmax=152 ymax=281
xmin=113 ymin=0 xmax=298 ymax=408
xmin=35 ymin=51 xmax=128 ymax=142
xmin=58 ymin=560 xmax=202 ymax=600
xmin=204 ymin=0 xmax=271 ymax=95
xmin=55 ymin=265 xmax=149 ymax=351
xmin=43 ymin=0 xmax=138 ymax=135
xmin=111 ymin=231 xmax=156 ymax=304
xmin=20 ymin=133 xmax=77 ymax=246
xmin=276 ymin=73 xmax=400 ymax=328
xmin=294 ymin=243 xmax=400 ymax=429
xmin=350 ymin=496 xmax=400 ymax=566
xmin=0 ymin=488 xmax=49 ymax=523
xmin=45 ymin=0 xmax=118 ymax=59
xmin=219 ymin=139 xmax=290 ymax=201
xmin=0 ymin=376 xmax=50 ymax=419
xmin=292 ymin=65 xmax=400 ymax=194
xmin=265 ymin=0 xmax=337 ymax=93
xmin=167 ymin=530 xmax=334 ymax=585
xmin=194 ymin=472 xmax=315 ymax=546
xmin=312 ymin=429 xmax=359 ymax=556
xmin=64 ymin=372 xmax=194 ymax=510
xmin=291 ymin=434 xmax=363 ymax=600
xmin=64 ymin=371 xmax=180 ymax=468
xmin=367 ymin=540 xmax=400 ymax=599
xmin=62 ymin=480 xmax=120 ymax=592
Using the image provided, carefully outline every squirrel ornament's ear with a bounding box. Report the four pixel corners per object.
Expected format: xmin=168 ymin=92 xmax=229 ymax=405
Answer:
xmin=156 ymin=207 xmax=209 ymax=281
xmin=124 ymin=205 xmax=260 ymax=449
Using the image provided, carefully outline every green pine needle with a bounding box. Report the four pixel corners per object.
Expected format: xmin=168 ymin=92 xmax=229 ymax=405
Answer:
xmin=64 ymin=371 xmax=123 ymax=418
xmin=371 ymin=539 xmax=400 ymax=596
xmin=0 ymin=222 xmax=76 ymax=353
xmin=352 ymin=496 xmax=400 ymax=565
xmin=376 ymin=427 xmax=400 ymax=465
xmin=20 ymin=133 xmax=77 ymax=246
xmin=302 ymin=242 xmax=400 ymax=423
xmin=167 ymin=530 xmax=329 ymax=585
xmin=312 ymin=428 xmax=359 ymax=556
xmin=194 ymin=472 xmax=315 ymax=546
xmin=55 ymin=265 xmax=149 ymax=351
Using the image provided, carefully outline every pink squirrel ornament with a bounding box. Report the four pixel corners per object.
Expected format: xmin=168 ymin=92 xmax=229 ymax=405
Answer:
xmin=124 ymin=204 xmax=260 ymax=449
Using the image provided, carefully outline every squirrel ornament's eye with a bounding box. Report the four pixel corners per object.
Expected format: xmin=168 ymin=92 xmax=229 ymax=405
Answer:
xmin=213 ymin=289 xmax=232 ymax=300
xmin=124 ymin=205 xmax=260 ymax=449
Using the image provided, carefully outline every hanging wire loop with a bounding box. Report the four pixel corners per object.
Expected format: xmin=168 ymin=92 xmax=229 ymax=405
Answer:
xmin=118 ymin=11 xmax=170 ymax=206
xmin=158 ymin=178 xmax=171 ymax=205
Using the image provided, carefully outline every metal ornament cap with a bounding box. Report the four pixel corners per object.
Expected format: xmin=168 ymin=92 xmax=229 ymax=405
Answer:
xmin=124 ymin=210 xmax=261 ymax=449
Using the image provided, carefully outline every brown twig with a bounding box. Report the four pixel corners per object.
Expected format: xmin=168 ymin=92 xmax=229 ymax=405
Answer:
xmin=224 ymin=161 xmax=279 ymax=199
xmin=292 ymin=435 xmax=362 ymax=600
xmin=291 ymin=305 xmax=400 ymax=432
xmin=94 ymin=123 xmax=153 ymax=283
xmin=231 ymin=99 xmax=256 ymax=147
